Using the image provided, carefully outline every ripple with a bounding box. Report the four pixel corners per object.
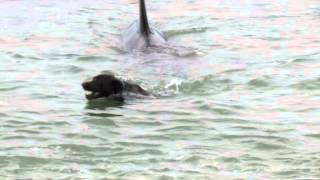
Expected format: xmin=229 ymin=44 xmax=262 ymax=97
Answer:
xmin=0 ymin=85 xmax=25 ymax=91
xmin=183 ymin=155 xmax=204 ymax=164
xmin=291 ymin=78 xmax=320 ymax=90
xmin=110 ymin=149 xmax=164 ymax=157
xmin=31 ymin=121 xmax=70 ymax=127
xmin=211 ymin=118 xmax=249 ymax=124
xmin=164 ymin=27 xmax=209 ymax=38
xmin=116 ymin=141 xmax=161 ymax=148
xmin=132 ymin=134 xmax=171 ymax=141
xmin=305 ymin=134 xmax=320 ymax=139
xmin=199 ymin=105 xmax=238 ymax=115
xmin=254 ymin=142 xmax=290 ymax=151
xmin=1 ymin=0 xmax=320 ymax=178
xmin=1 ymin=156 xmax=50 ymax=167
xmin=49 ymin=65 xmax=85 ymax=73
xmin=83 ymin=118 xmax=118 ymax=127
xmin=178 ymin=75 xmax=233 ymax=95
xmin=63 ymin=133 xmax=105 ymax=140
xmin=2 ymin=135 xmax=27 ymax=140
xmin=247 ymin=78 xmax=270 ymax=88
xmin=157 ymin=125 xmax=201 ymax=132
xmin=49 ymin=144 xmax=99 ymax=153
xmin=77 ymin=55 xmax=111 ymax=61
xmin=10 ymin=53 xmax=41 ymax=60
xmin=15 ymin=129 xmax=39 ymax=134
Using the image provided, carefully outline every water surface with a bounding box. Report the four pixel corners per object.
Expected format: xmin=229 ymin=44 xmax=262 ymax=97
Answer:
xmin=1 ymin=0 xmax=320 ymax=179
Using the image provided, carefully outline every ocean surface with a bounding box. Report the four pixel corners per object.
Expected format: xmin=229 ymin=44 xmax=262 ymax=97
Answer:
xmin=1 ymin=0 xmax=320 ymax=179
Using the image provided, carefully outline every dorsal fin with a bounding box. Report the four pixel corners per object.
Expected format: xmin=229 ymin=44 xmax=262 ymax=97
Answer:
xmin=139 ymin=0 xmax=151 ymax=37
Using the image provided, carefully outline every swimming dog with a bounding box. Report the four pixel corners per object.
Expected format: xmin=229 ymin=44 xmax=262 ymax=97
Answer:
xmin=121 ymin=0 xmax=166 ymax=51
xmin=82 ymin=74 xmax=150 ymax=100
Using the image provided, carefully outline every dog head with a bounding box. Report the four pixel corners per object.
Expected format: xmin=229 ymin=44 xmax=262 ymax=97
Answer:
xmin=82 ymin=74 xmax=124 ymax=100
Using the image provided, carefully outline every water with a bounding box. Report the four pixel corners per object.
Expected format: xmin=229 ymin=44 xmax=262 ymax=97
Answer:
xmin=1 ymin=0 xmax=320 ymax=179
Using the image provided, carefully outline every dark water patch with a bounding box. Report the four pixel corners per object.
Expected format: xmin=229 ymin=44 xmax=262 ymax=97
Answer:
xmin=163 ymin=118 xmax=207 ymax=126
xmin=217 ymin=156 xmax=240 ymax=163
xmin=17 ymin=110 xmax=43 ymax=115
xmin=1 ymin=124 xmax=18 ymax=129
xmin=63 ymin=133 xmax=106 ymax=141
xmin=199 ymin=105 xmax=238 ymax=115
xmin=130 ymin=120 xmax=163 ymax=126
xmin=159 ymin=132 xmax=203 ymax=140
xmin=240 ymin=154 xmax=265 ymax=162
xmin=30 ymin=94 xmax=60 ymax=99
xmin=110 ymin=149 xmax=164 ymax=157
xmin=259 ymin=36 xmax=290 ymax=41
xmin=90 ymin=168 xmax=109 ymax=174
xmin=179 ymin=75 xmax=233 ymax=95
xmin=50 ymin=144 xmax=98 ymax=153
xmin=12 ymin=53 xmax=24 ymax=59
xmin=247 ymin=78 xmax=270 ymax=88
xmin=202 ymin=165 xmax=219 ymax=171
xmin=50 ymin=53 xmax=81 ymax=59
xmin=30 ymin=121 xmax=70 ymax=126
xmin=164 ymin=27 xmax=209 ymax=39
xmin=135 ymin=110 xmax=193 ymax=116
xmin=211 ymin=118 xmax=249 ymax=124
xmin=77 ymin=55 xmax=111 ymax=61
xmin=272 ymin=170 xmax=302 ymax=179
xmin=15 ymin=129 xmax=39 ymax=134
xmin=5 ymin=120 xmax=28 ymax=125
xmin=254 ymin=142 xmax=290 ymax=151
xmin=221 ymin=68 xmax=246 ymax=74
xmin=2 ymin=135 xmax=28 ymax=140
xmin=264 ymin=15 xmax=300 ymax=19
xmin=183 ymin=155 xmax=204 ymax=164
xmin=157 ymin=125 xmax=203 ymax=132
xmin=157 ymin=175 xmax=176 ymax=180
xmin=0 ymin=156 xmax=50 ymax=167
xmin=7 ymin=52 xmax=42 ymax=60
xmin=85 ymin=98 xmax=124 ymax=110
xmin=231 ymin=126 xmax=259 ymax=131
xmin=221 ymin=134 xmax=290 ymax=143
xmin=10 ymin=53 xmax=41 ymax=60
xmin=292 ymin=58 xmax=314 ymax=63
xmin=291 ymin=78 xmax=320 ymax=90
xmin=83 ymin=118 xmax=118 ymax=127
xmin=49 ymin=65 xmax=85 ymax=74
xmin=0 ymin=85 xmax=25 ymax=91
xmin=0 ymin=113 xmax=8 ymax=117
xmin=305 ymin=134 xmax=320 ymax=139
xmin=86 ymin=112 xmax=121 ymax=118
xmin=116 ymin=141 xmax=161 ymax=148
xmin=132 ymin=134 xmax=171 ymax=141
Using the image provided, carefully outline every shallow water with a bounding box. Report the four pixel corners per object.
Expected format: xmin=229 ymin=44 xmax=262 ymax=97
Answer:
xmin=1 ymin=0 xmax=320 ymax=179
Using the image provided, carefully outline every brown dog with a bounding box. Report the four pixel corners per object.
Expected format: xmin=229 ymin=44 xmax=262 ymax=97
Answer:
xmin=82 ymin=74 xmax=150 ymax=100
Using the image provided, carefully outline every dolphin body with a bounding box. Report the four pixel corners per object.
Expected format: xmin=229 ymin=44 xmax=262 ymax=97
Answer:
xmin=121 ymin=0 xmax=166 ymax=51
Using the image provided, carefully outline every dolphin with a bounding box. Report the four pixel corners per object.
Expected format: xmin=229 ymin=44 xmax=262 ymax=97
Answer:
xmin=121 ymin=0 xmax=167 ymax=51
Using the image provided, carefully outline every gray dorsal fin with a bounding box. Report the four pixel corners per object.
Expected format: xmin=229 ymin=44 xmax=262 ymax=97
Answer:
xmin=139 ymin=0 xmax=151 ymax=39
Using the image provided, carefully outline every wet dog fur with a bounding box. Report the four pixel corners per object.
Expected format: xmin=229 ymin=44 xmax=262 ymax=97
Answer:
xmin=82 ymin=74 xmax=150 ymax=100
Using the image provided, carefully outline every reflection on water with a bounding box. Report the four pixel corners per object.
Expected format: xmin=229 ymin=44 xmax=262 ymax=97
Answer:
xmin=0 ymin=0 xmax=320 ymax=179
xmin=85 ymin=97 xmax=124 ymax=110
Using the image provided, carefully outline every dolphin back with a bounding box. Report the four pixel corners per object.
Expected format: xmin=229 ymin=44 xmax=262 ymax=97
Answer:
xmin=121 ymin=0 xmax=166 ymax=52
xmin=122 ymin=21 xmax=166 ymax=51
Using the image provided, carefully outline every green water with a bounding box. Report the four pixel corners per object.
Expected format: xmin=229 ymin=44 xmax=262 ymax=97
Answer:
xmin=1 ymin=0 xmax=320 ymax=179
